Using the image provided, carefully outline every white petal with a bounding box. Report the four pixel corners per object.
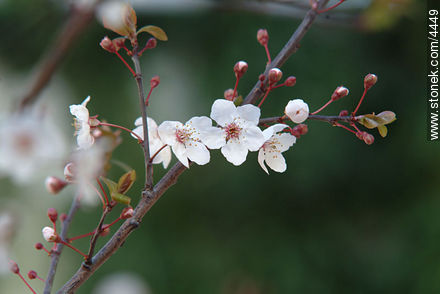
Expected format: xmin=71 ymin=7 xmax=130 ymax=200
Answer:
xmin=276 ymin=133 xmax=296 ymax=153
xmin=158 ymin=121 xmax=182 ymax=146
xmin=185 ymin=116 xmax=212 ymax=130
xmin=150 ymin=139 xmax=171 ymax=169
xmin=147 ymin=117 xmax=158 ymax=132
xmin=69 ymin=105 xmax=89 ymax=122
xmin=171 ymin=143 xmax=189 ymax=167
xmin=262 ymin=127 xmax=275 ymax=141
xmin=236 ymin=104 xmax=261 ymax=125
xmin=258 ymin=149 xmax=269 ymax=174
xmin=134 ymin=116 xmax=143 ymax=126
xmin=186 ymin=141 xmax=210 ymax=165
xmin=210 ymin=99 xmax=238 ymax=127
xmin=81 ymin=96 xmax=91 ymax=106
xmin=221 ymin=140 xmax=248 ymax=166
xmin=242 ymin=125 xmax=265 ymax=151
xmin=159 ymin=146 xmax=172 ymax=169
xmin=270 ymin=123 xmax=289 ymax=133
xmin=77 ymin=125 xmax=94 ymax=149
xmin=131 ymin=126 xmax=144 ymax=140
xmin=284 ymin=99 xmax=309 ymax=123
xmin=199 ymin=127 xmax=225 ymax=149
xmin=265 ymin=152 xmax=287 ymax=173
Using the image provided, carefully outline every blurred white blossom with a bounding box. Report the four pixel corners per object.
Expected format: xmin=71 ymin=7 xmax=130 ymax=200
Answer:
xmin=70 ymin=96 xmax=95 ymax=150
xmin=0 ymin=213 xmax=14 ymax=275
xmin=93 ymin=272 xmax=151 ymax=294
xmin=0 ymin=111 xmax=66 ymax=184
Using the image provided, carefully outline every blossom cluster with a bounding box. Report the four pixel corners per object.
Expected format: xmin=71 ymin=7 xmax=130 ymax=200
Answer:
xmin=70 ymin=96 xmax=310 ymax=174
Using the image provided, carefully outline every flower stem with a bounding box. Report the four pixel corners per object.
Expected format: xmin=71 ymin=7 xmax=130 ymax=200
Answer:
xmin=311 ymin=99 xmax=333 ymax=115
xmin=264 ymin=44 xmax=271 ymax=65
xmin=99 ymin=122 xmax=143 ymax=141
xmin=232 ymin=77 xmax=240 ymax=100
xmin=352 ymin=88 xmax=368 ymax=116
xmin=317 ymin=0 xmax=345 ymax=14
xmin=257 ymin=87 xmax=272 ymax=108
xmin=17 ymin=272 xmax=37 ymax=294
xmin=115 ymin=51 xmax=136 ymax=76
xmin=58 ymin=240 xmax=87 ymax=258
xmin=96 ymin=178 xmax=109 ymax=205
xmin=334 ymin=122 xmax=357 ymax=134
xmin=149 ymin=145 xmax=168 ymax=163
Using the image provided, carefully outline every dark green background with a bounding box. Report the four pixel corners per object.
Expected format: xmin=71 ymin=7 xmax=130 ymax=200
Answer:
xmin=0 ymin=0 xmax=437 ymax=293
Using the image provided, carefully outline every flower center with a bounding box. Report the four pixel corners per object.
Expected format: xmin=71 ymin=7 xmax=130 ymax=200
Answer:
xmin=175 ymin=128 xmax=191 ymax=144
xmin=225 ymin=123 xmax=242 ymax=141
xmin=14 ymin=132 xmax=34 ymax=154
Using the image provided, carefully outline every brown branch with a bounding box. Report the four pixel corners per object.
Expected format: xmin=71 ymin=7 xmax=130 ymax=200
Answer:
xmin=85 ymin=205 xmax=112 ymax=264
xmin=259 ymin=114 xmax=357 ymax=125
xmin=132 ymin=52 xmax=153 ymax=190
xmin=57 ymin=1 xmax=332 ymax=292
xmin=43 ymin=195 xmax=81 ymax=294
xmin=242 ymin=0 xmax=330 ymax=105
xmin=19 ymin=2 xmax=101 ymax=110
xmin=57 ymin=162 xmax=187 ymax=293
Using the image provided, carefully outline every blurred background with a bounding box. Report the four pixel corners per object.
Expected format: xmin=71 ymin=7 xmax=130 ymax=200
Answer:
xmin=0 ymin=0 xmax=435 ymax=293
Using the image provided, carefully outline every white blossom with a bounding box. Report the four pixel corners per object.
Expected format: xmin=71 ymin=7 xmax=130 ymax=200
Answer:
xmin=131 ymin=117 xmax=171 ymax=169
xmin=0 ymin=213 xmax=14 ymax=275
xmin=200 ymin=99 xmax=265 ymax=166
xmin=284 ymin=99 xmax=309 ymax=123
xmin=93 ymin=272 xmax=151 ymax=294
xmin=70 ymin=96 xmax=95 ymax=150
xmin=157 ymin=117 xmax=211 ymax=168
xmin=0 ymin=111 xmax=66 ymax=184
xmin=258 ymin=124 xmax=296 ymax=174
xmin=42 ymin=226 xmax=57 ymax=242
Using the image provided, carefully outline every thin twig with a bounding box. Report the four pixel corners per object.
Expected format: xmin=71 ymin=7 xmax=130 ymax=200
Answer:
xmin=19 ymin=2 xmax=101 ymax=110
xmin=85 ymin=206 xmax=112 ymax=264
xmin=131 ymin=52 xmax=153 ymax=190
xmin=243 ymin=0 xmax=330 ymax=105
xmin=259 ymin=114 xmax=356 ymax=125
xmin=43 ymin=195 xmax=81 ymax=294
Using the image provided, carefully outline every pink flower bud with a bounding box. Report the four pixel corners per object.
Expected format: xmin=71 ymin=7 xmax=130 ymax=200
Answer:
xmin=290 ymin=124 xmax=308 ymax=138
xmin=150 ymin=75 xmax=160 ymax=88
xmin=35 ymin=242 xmax=43 ymax=250
xmin=100 ymin=225 xmax=111 ymax=237
xmin=363 ymin=132 xmax=374 ymax=145
xmin=285 ymin=76 xmax=297 ymax=87
xmin=331 ymin=86 xmax=349 ymax=101
xmin=233 ymin=61 xmax=248 ymax=79
xmin=28 ymin=270 xmax=37 ymax=280
xmin=224 ymin=88 xmax=234 ymax=101
xmin=257 ymin=29 xmax=269 ymax=46
xmin=356 ymin=131 xmax=364 ymax=140
xmin=145 ymin=37 xmax=157 ymax=49
xmin=9 ymin=261 xmax=19 ymax=274
xmin=259 ymin=74 xmax=266 ymax=82
xmin=42 ymin=227 xmax=57 ymax=242
xmin=45 ymin=176 xmax=68 ymax=195
xmin=112 ymin=37 xmax=126 ymax=51
xmin=47 ymin=208 xmax=58 ymax=223
xmin=339 ymin=110 xmax=349 ymax=117
xmin=364 ymin=74 xmax=377 ymax=90
xmin=121 ymin=207 xmax=134 ymax=219
xmin=100 ymin=36 xmax=117 ymax=53
xmin=268 ymin=68 xmax=283 ymax=84
xmin=63 ymin=162 xmax=76 ymax=182
xmin=60 ymin=213 xmax=68 ymax=222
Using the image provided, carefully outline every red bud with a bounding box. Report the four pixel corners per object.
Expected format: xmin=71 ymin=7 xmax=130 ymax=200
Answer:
xmin=285 ymin=76 xmax=297 ymax=87
xmin=100 ymin=36 xmax=117 ymax=53
xmin=9 ymin=261 xmax=19 ymax=274
xmin=150 ymin=75 xmax=160 ymax=88
xmin=257 ymin=29 xmax=269 ymax=46
xmin=364 ymin=74 xmax=377 ymax=90
xmin=28 ymin=270 xmax=37 ymax=280
xmin=331 ymin=86 xmax=349 ymax=101
xmin=338 ymin=110 xmax=349 ymax=116
xmin=224 ymin=89 xmax=234 ymax=101
xmin=35 ymin=242 xmax=43 ymax=250
xmin=268 ymin=68 xmax=282 ymax=84
xmin=234 ymin=61 xmax=248 ymax=79
xmin=47 ymin=208 xmax=58 ymax=223
xmin=145 ymin=37 xmax=157 ymax=49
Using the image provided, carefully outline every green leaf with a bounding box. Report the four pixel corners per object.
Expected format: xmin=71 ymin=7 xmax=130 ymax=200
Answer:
xmin=137 ymin=25 xmax=168 ymax=41
xmin=111 ymin=192 xmax=131 ymax=205
xmin=100 ymin=177 xmax=118 ymax=195
xmin=376 ymin=111 xmax=396 ymax=125
xmin=233 ymin=96 xmax=243 ymax=106
xmin=377 ymin=125 xmax=388 ymax=137
xmin=117 ymin=170 xmax=136 ymax=194
xmin=358 ymin=116 xmax=379 ymax=129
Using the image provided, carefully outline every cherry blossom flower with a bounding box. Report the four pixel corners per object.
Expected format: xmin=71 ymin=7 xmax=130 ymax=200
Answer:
xmin=258 ymin=124 xmax=296 ymax=174
xmin=284 ymin=99 xmax=309 ymax=123
xmin=157 ymin=117 xmax=211 ymax=168
xmin=131 ymin=117 xmax=171 ymax=168
xmin=70 ymin=96 xmax=96 ymax=150
xmin=201 ymin=99 xmax=265 ymax=166
xmin=0 ymin=213 xmax=14 ymax=275
xmin=93 ymin=272 xmax=151 ymax=294
xmin=0 ymin=111 xmax=66 ymax=183
xmin=42 ymin=227 xmax=57 ymax=242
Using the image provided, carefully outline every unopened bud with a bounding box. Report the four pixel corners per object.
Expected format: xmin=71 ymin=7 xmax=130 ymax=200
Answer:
xmin=35 ymin=242 xmax=43 ymax=250
xmin=268 ymin=68 xmax=283 ymax=84
xmin=42 ymin=227 xmax=57 ymax=242
xmin=363 ymin=132 xmax=374 ymax=145
xmin=9 ymin=261 xmax=19 ymax=274
xmin=150 ymin=75 xmax=160 ymax=88
xmin=364 ymin=74 xmax=377 ymax=90
xmin=100 ymin=36 xmax=117 ymax=53
xmin=339 ymin=110 xmax=349 ymax=117
xmin=259 ymin=74 xmax=265 ymax=82
xmin=64 ymin=162 xmax=76 ymax=182
xmin=257 ymin=29 xmax=269 ymax=46
xmin=47 ymin=208 xmax=58 ymax=223
xmin=100 ymin=225 xmax=111 ymax=237
xmin=121 ymin=207 xmax=134 ymax=219
xmin=112 ymin=37 xmax=126 ymax=51
xmin=60 ymin=213 xmax=68 ymax=222
xmin=285 ymin=76 xmax=297 ymax=87
xmin=290 ymin=124 xmax=308 ymax=138
xmin=224 ymin=88 xmax=235 ymax=101
xmin=234 ymin=61 xmax=248 ymax=79
xmin=45 ymin=176 xmax=68 ymax=195
xmin=145 ymin=37 xmax=157 ymax=49
xmin=356 ymin=131 xmax=364 ymax=140
xmin=28 ymin=270 xmax=37 ymax=280
xmin=331 ymin=86 xmax=349 ymax=101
